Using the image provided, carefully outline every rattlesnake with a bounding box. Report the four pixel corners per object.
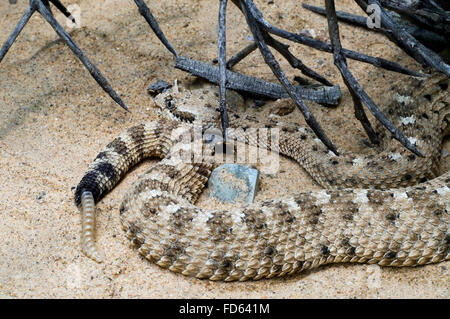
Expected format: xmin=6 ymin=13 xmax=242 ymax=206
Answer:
xmin=75 ymin=73 xmax=449 ymax=281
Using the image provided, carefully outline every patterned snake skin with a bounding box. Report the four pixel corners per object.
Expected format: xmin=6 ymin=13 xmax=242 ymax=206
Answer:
xmin=74 ymin=74 xmax=449 ymax=281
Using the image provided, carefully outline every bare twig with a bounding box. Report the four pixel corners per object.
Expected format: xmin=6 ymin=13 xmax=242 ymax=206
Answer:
xmin=133 ymin=0 xmax=178 ymax=57
xmin=263 ymin=33 xmax=334 ymax=86
xmin=226 ymin=42 xmax=257 ymax=69
xmin=175 ymin=56 xmax=341 ymax=104
xmin=36 ymin=0 xmax=129 ymax=111
xmin=218 ymin=0 xmax=229 ymax=139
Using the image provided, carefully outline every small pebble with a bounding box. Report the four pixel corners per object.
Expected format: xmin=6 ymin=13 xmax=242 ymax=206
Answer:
xmin=35 ymin=191 xmax=46 ymax=200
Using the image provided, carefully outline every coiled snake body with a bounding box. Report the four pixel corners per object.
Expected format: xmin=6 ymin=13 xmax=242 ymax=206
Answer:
xmin=75 ymin=74 xmax=449 ymax=281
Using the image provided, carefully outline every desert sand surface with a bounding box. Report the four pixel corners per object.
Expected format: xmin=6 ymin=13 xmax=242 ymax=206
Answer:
xmin=0 ymin=0 xmax=448 ymax=298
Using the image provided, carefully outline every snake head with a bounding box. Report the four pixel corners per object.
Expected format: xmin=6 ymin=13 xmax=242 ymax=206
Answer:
xmin=152 ymin=81 xmax=244 ymax=127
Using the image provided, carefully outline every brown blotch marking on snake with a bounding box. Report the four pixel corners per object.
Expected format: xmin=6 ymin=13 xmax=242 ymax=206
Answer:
xmin=128 ymin=222 xmax=144 ymax=247
xmin=342 ymin=213 xmax=354 ymax=221
xmin=210 ymin=257 xmax=236 ymax=278
xmin=281 ymin=126 xmax=297 ymax=133
xmin=142 ymin=201 xmax=158 ymax=218
xmin=406 ymin=189 xmax=419 ymax=199
xmin=95 ymin=151 xmax=109 ymax=161
xmin=264 ymin=246 xmax=275 ymax=256
xmin=261 ymin=199 xmax=274 ymax=207
xmin=106 ymin=137 xmax=129 ymax=157
xmin=308 ymin=207 xmax=323 ymax=225
xmin=367 ymin=191 xmax=389 ymax=207
xmin=414 ymin=185 xmax=427 ymax=191
xmin=402 ymin=174 xmax=413 ymax=182
xmin=294 ymin=193 xmax=317 ymax=209
xmin=321 ymin=245 xmax=330 ymax=256
xmin=330 ymin=159 xmax=339 ymax=165
xmin=169 ymin=206 xmax=195 ymax=229
xmin=128 ymin=124 xmax=147 ymax=156
xmin=207 ymin=211 xmax=233 ymax=242
xmin=245 ymin=115 xmax=259 ymax=123
xmin=427 ymin=202 xmax=447 ymax=217
xmin=162 ymin=240 xmax=189 ymax=266
xmin=157 ymin=164 xmax=179 ymax=179
xmin=341 ymin=238 xmax=356 ymax=255
xmin=433 ymin=208 xmax=445 ymax=217
xmin=277 ymin=203 xmax=296 ymax=223
xmin=159 ymin=181 xmax=169 ymax=192
xmin=242 ymin=208 xmax=267 ymax=231
xmin=343 ymin=200 xmax=360 ymax=220
xmin=345 ymin=177 xmax=358 ymax=187
xmin=385 ymin=212 xmax=399 ymax=223
xmin=419 ymin=177 xmax=429 ymax=183
xmin=119 ymin=203 xmax=126 ymax=215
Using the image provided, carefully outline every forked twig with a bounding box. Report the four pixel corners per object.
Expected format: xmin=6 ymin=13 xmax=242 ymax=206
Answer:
xmin=324 ymin=0 xmax=422 ymax=156
xmin=301 ymin=3 xmax=449 ymax=50
xmin=232 ymin=0 xmax=424 ymax=77
xmin=0 ymin=0 xmax=129 ymax=111
xmin=133 ymin=0 xmax=340 ymax=104
xmin=238 ymin=0 xmax=339 ymax=154
xmin=354 ymin=0 xmax=450 ymax=76
xmin=3 ymin=0 xmax=447 ymax=156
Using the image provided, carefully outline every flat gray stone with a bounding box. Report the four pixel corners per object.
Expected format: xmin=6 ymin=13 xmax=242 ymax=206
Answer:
xmin=207 ymin=164 xmax=259 ymax=204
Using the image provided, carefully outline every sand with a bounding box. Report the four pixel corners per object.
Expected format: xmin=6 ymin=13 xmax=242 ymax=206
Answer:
xmin=0 ymin=0 xmax=448 ymax=298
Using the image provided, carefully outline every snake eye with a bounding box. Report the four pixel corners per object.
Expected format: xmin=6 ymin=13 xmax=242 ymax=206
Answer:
xmin=165 ymin=97 xmax=175 ymax=109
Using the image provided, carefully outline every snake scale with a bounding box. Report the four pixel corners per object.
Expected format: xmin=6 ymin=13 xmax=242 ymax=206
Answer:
xmin=75 ymin=73 xmax=449 ymax=281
